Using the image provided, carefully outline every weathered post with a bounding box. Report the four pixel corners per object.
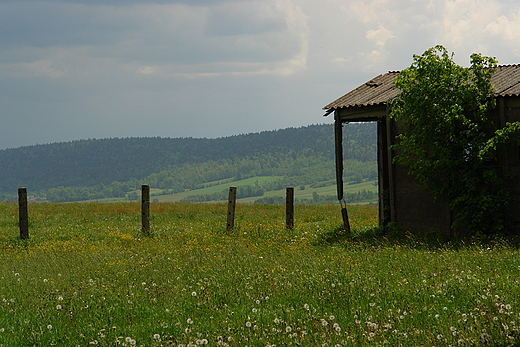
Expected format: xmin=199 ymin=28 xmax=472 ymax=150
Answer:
xmin=141 ymin=184 xmax=150 ymax=235
xmin=286 ymin=186 xmax=294 ymax=230
xmin=341 ymin=203 xmax=351 ymax=233
xmin=226 ymin=186 xmax=237 ymax=232
xmin=18 ymin=187 xmax=29 ymax=240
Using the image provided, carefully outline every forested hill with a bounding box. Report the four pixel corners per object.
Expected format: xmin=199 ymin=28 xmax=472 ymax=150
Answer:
xmin=0 ymin=123 xmax=377 ymax=201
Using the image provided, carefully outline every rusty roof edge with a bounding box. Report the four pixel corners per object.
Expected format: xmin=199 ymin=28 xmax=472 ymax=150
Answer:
xmin=324 ymin=65 xmax=520 ymax=110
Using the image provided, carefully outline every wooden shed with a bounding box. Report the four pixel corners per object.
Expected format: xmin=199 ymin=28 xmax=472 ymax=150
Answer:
xmin=324 ymin=65 xmax=520 ymax=234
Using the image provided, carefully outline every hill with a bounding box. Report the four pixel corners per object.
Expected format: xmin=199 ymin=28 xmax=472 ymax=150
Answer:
xmin=0 ymin=123 xmax=378 ymax=203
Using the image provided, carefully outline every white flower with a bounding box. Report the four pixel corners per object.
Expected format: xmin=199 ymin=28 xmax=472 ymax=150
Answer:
xmin=303 ymin=303 xmax=309 ymax=310
xmin=187 ymin=318 xmax=193 ymax=324
xmin=286 ymin=326 xmax=292 ymax=333
xmin=47 ymin=324 xmax=53 ymax=330
xmin=191 ymin=291 xmax=197 ymax=297
xmin=153 ymin=334 xmax=161 ymax=341
xmin=57 ymin=296 xmax=63 ymax=301
xmin=56 ymin=305 xmax=62 ymax=310
xmin=245 ymin=321 xmax=252 ymax=328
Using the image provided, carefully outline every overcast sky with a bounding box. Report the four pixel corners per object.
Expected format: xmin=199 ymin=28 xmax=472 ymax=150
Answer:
xmin=2 ymin=0 xmax=520 ymax=149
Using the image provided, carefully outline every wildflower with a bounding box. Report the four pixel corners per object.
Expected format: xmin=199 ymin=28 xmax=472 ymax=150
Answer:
xmin=191 ymin=292 xmax=197 ymax=297
xmin=185 ymin=327 xmax=191 ymax=334
xmin=252 ymin=308 xmax=258 ymax=313
xmin=89 ymin=340 xmax=99 ymax=345
xmin=506 ymin=304 xmax=512 ymax=310
xmin=303 ymin=304 xmax=309 ymax=310
xmin=57 ymin=296 xmax=64 ymax=301
xmin=196 ymin=339 xmax=208 ymax=345
xmin=333 ymin=323 xmax=341 ymax=332
xmin=369 ymin=302 xmax=376 ymax=307
xmin=274 ymin=318 xmax=281 ymax=324
xmin=47 ymin=324 xmax=53 ymax=330
xmin=329 ymin=315 xmax=335 ymax=320
xmin=245 ymin=321 xmax=252 ymax=328
xmin=255 ymin=300 xmax=260 ymax=304
xmin=153 ymin=334 xmax=161 ymax=341
xmin=286 ymin=326 xmax=292 ymax=333
xmin=437 ymin=334 xmax=444 ymax=340
xmin=56 ymin=305 xmax=62 ymax=310
xmin=187 ymin=318 xmax=193 ymax=324
xmin=320 ymin=319 xmax=328 ymax=326
xmin=43 ymin=279 xmax=48 ymax=283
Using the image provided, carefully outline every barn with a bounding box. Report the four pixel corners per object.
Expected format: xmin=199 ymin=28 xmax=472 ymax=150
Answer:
xmin=323 ymin=65 xmax=520 ymax=235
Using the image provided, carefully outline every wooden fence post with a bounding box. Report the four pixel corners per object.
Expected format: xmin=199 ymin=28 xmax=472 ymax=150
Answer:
xmin=286 ymin=186 xmax=294 ymax=230
xmin=341 ymin=205 xmax=351 ymax=233
xmin=226 ymin=186 xmax=237 ymax=232
xmin=141 ymin=184 xmax=150 ymax=235
xmin=18 ymin=187 xmax=29 ymax=240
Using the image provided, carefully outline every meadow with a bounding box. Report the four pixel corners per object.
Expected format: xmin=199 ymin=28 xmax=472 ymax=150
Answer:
xmin=1 ymin=202 xmax=519 ymax=346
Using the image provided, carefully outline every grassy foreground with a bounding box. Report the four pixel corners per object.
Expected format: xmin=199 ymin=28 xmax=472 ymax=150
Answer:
xmin=0 ymin=202 xmax=519 ymax=346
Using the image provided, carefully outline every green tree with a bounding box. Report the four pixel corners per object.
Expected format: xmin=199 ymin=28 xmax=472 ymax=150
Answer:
xmin=390 ymin=45 xmax=520 ymax=235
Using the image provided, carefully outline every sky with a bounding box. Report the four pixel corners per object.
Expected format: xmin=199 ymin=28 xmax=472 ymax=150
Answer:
xmin=2 ymin=0 xmax=520 ymax=149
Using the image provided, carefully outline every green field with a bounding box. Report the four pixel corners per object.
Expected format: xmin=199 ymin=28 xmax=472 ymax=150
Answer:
xmin=142 ymin=177 xmax=377 ymax=204
xmin=1 ymin=202 xmax=519 ymax=346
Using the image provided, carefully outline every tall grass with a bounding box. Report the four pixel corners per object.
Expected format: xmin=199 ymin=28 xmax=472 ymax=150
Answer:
xmin=0 ymin=202 xmax=519 ymax=346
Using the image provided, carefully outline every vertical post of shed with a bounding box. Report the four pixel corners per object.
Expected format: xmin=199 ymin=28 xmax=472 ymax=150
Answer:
xmin=226 ymin=186 xmax=237 ymax=232
xmin=286 ymin=187 xmax=294 ymax=230
xmin=141 ymin=184 xmax=150 ymax=235
xmin=18 ymin=187 xmax=29 ymax=240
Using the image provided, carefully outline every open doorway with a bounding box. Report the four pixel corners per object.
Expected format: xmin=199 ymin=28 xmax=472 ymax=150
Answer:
xmin=336 ymin=118 xmax=389 ymax=228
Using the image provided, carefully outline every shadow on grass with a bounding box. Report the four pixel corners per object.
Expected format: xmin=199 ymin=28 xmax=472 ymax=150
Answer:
xmin=315 ymin=224 xmax=520 ymax=250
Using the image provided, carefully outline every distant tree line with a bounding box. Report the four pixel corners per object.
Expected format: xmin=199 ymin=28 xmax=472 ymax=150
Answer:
xmin=0 ymin=123 xmax=378 ymax=202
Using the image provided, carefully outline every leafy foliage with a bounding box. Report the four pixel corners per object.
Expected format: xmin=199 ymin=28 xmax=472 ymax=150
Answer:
xmin=390 ymin=45 xmax=520 ymax=235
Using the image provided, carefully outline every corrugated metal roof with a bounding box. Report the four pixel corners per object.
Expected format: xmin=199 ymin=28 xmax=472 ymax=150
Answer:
xmin=324 ymin=65 xmax=520 ymax=110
